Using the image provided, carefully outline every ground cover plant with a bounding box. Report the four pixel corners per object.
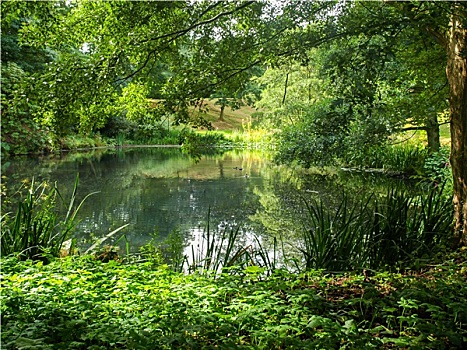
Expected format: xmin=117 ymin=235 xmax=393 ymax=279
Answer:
xmin=1 ymin=249 xmax=466 ymax=349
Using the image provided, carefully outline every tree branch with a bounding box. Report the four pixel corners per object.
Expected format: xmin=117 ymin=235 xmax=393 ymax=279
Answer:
xmin=140 ymin=1 xmax=254 ymax=44
xmin=400 ymin=126 xmax=428 ymax=132
xmin=192 ymin=59 xmax=262 ymax=97
xmin=115 ymin=1 xmax=256 ymax=85
xmin=282 ymin=73 xmax=289 ymax=105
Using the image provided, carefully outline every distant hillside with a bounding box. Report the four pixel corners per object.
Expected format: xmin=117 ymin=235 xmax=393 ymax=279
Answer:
xmin=190 ymin=99 xmax=260 ymax=131
xmin=149 ymin=99 xmax=261 ymax=131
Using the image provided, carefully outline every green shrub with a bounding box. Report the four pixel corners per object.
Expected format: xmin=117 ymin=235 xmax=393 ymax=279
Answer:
xmin=60 ymin=133 xmax=108 ymax=150
xmin=97 ymin=114 xmax=138 ymax=139
xmin=423 ymin=146 xmax=452 ymax=186
xmin=138 ymin=229 xmax=187 ymax=271
xmin=98 ymin=115 xmax=180 ymax=145
xmin=180 ymin=131 xmax=232 ymax=159
xmin=1 ymin=62 xmax=52 ymax=155
xmin=275 ymin=121 xmax=344 ymax=167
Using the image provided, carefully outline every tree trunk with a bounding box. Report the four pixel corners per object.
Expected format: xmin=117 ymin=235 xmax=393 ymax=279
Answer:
xmin=219 ymin=104 xmax=225 ymax=121
xmin=426 ymin=113 xmax=441 ymax=154
xmin=282 ymin=73 xmax=289 ymax=105
xmin=446 ymin=3 xmax=467 ymax=246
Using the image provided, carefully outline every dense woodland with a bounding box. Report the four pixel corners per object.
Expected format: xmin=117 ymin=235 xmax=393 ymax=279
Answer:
xmin=1 ymin=1 xmax=467 ymax=348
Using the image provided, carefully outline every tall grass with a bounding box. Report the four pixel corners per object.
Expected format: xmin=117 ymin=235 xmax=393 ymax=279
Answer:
xmin=1 ymin=175 xmax=95 ymax=261
xmin=298 ymin=186 xmax=453 ymax=271
xmin=225 ymin=129 xmax=276 ymax=150
xmin=298 ymin=195 xmax=372 ymax=271
xmin=349 ymin=143 xmax=427 ymax=173
xmin=185 ymin=208 xmax=275 ymax=275
xmin=368 ymin=185 xmax=453 ymax=268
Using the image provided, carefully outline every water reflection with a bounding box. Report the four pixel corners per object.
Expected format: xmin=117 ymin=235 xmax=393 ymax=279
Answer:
xmin=2 ymin=148 xmax=269 ymax=250
xmin=2 ymin=147 xmax=415 ymax=255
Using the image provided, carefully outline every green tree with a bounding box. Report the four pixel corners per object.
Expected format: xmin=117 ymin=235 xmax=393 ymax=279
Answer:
xmin=268 ymin=0 xmax=467 ymax=243
xmin=8 ymin=0 xmax=467 ymax=244
xmin=256 ymin=59 xmax=327 ymax=128
xmin=0 ymin=1 xmax=57 ymax=154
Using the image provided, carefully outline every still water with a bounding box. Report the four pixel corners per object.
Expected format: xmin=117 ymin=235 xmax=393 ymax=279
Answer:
xmin=2 ymin=147 xmax=411 ymax=252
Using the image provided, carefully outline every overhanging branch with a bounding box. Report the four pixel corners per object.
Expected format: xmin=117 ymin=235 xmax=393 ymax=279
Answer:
xmin=140 ymin=1 xmax=254 ymax=44
xmin=115 ymin=1 xmax=255 ymax=84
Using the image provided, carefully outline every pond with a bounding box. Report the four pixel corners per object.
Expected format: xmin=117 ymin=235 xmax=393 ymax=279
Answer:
xmin=2 ymin=147 xmax=413 ymax=257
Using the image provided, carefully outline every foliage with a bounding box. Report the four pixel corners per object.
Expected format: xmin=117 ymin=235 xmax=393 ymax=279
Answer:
xmin=347 ymin=143 xmax=428 ymax=173
xmin=0 ymin=62 xmax=52 ymax=155
xmin=225 ymin=128 xmax=276 ymax=151
xmin=1 ymin=249 xmax=466 ymax=349
xmin=423 ymin=146 xmax=452 ymax=186
xmin=0 ymin=176 xmax=93 ymax=262
xmin=138 ymin=229 xmax=187 ymax=272
xmin=273 ymin=99 xmax=349 ymax=167
xmin=96 ymin=115 xmax=180 ymax=146
xmin=180 ymin=131 xmax=233 ymax=159
xmin=59 ymin=133 xmax=108 ymax=150
xmin=6 ymin=1 xmax=270 ymax=134
xmin=255 ymin=1 xmax=449 ymax=169
xmin=273 ymin=105 xmax=429 ymax=172
xmin=255 ymin=58 xmax=328 ymax=128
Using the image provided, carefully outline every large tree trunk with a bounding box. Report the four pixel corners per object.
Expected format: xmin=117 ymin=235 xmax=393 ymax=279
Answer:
xmin=219 ymin=104 xmax=225 ymax=121
xmin=426 ymin=113 xmax=441 ymax=154
xmin=446 ymin=3 xmax=467 ymax=246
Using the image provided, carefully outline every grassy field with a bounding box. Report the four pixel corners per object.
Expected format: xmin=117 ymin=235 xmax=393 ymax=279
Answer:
xmin=397 ymin=123 xmax=451 ymax=147
xmin=440 ymin=123 xmax=451 ymax=144
xmin=189 ymin=99 xmax=260 ymax=131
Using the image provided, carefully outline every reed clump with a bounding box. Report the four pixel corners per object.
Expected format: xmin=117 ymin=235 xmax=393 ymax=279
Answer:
xmin=1 ymin=175 xmax=94 ymax=262
xmin=298 ymin=185 xmax=452 ymax=271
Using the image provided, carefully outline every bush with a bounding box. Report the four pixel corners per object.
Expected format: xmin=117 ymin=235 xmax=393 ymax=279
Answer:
xmin=98 ymin=114 xmax=182 ymax=145
xmin=180 ymin=131 xmax=232 ymax=159
xmin=423 ymin=146 xmax=452 ymax=186
xmin=274 ymin=102 xmax=347 ymax=167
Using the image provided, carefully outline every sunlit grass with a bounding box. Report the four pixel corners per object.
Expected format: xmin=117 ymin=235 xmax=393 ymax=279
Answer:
xmin=440 ymin=123 xmax=451 ymax=145
xmin=396 ymin=123 xmax=451 ymax=147
xmin=189 ymin=99 xmax=259 ymax=131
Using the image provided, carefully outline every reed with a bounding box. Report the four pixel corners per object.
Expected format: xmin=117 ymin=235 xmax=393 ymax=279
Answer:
xmin=298 ymin=186 xmax=453 ymax=271
xmin=298 ymin=195 xmax=372 ymax=271
xmin=368 ymin=185 xmax=452 ymax=268
xmin=186 ymin=207 xmax=274 ymax=275
xmin=161 ymin=186 xmax=452 ymax=274
xmin=1 ymin=175 xmax=95 ymax=261
xmin=352 ymin=143 xmax=427 ymax=172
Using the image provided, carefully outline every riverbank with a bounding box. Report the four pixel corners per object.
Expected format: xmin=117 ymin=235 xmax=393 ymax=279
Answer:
xmin=2 ymin=249 xmax=466 ymax=349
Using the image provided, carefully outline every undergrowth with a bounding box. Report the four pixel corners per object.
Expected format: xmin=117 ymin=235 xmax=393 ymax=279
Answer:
xmin=1 ymin=249 xmax=466 ymax=349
